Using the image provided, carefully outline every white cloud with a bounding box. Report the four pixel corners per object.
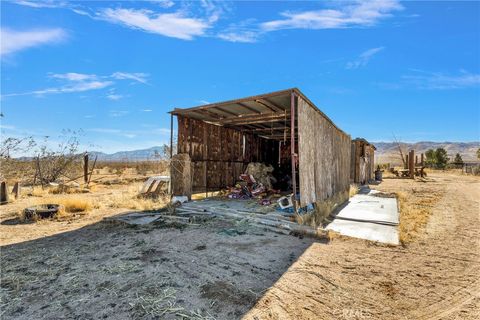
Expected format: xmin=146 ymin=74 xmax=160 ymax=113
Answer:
xmin=402 ymin=70 xmax=480 ymax=90
xmin=98 ymin=8 xmax=210 ymax=40
xmin=108 ymin=110 xmax=129 ymax=117
xmin=0 ymin=124 xmax=16 ymax=130
xmin=261 ymin=0 xmax=402 ymax=31
xmin=218 ymin=30 xmax=259 ymax=43
xmin=107 ymin=94 xmax=123 ymax=101
xmin=111 ymin=72 xmax=149 ymax=84
xmin=141 ymin=109 xmax=153 ymax=112
xmin=3 ymin=80 xmax=113 ymax=97
xmin=1 ymin=28 xmax=67 ymax=56
xmin=14 ymin=0 xmax=67 ymax=8
xmin=51 ymin=72 xmax=97 ymax=81
xmin=346 ymin=46 xmax=384 ymax=69
xmin=2 ymin=71 xmax=148 ymax=98
xmin=150 ymin=0 xmax=175 ymax=8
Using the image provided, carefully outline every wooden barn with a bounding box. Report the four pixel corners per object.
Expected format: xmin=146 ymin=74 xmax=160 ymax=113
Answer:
xmin=350 ymin=138 xmax=376 ymax=184
xmin=169 ymin=88 xmax=351 ymax=223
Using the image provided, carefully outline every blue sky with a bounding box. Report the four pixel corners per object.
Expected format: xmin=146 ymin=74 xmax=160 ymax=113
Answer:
xmin=1 ymin=0 xmax=479 ymax=154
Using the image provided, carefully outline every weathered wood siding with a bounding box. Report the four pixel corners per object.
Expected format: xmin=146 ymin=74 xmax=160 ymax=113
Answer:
xmin=297 ymin=97 xmax=351 ymax=207
xmin=177 ymin=115 xmax=276 ymax=193
xmin=351 ymin=140 xmax=375 ymax=184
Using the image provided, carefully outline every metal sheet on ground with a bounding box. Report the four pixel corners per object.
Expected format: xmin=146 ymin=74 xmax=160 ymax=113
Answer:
xmin=326 ymin=190 xmax=399 ymax=245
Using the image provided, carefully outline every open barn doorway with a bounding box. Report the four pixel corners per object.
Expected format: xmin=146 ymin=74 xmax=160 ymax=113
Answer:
xmin=170 ymin=89 xmax=299 ymax=204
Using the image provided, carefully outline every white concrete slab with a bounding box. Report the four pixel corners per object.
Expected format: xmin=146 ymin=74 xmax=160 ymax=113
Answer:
xmin=326 ymin=189 xmax=399 ymax=245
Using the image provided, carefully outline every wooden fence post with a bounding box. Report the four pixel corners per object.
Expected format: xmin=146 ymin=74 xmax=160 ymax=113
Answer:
xmin=409 ymin=150 xmax=415 ymax=178
xmin=12 ymin=182 xmax=20 ymax=199
xmin=0 ymin=181 xmax=9 ymax=204
xmin=83 ymin=153 xmax=89 ymax=184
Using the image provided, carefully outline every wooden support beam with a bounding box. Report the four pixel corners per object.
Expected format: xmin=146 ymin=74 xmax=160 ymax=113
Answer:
xmin=290 ymin=91 xmax=297 ymax=213
xmin=224 ymin=117 xmax=289 ymax=126
xmin=260 ymin=134 xmax=297 ymax=139
xmin=245 ymin=127 xmax=290 ymax=132
xmin=219 ymin=112 xmax=288 ymax=125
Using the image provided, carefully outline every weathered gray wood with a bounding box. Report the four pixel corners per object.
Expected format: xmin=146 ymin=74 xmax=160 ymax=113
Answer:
xmin=297 ymin=97 xmax=350 ymax=208
xmin=83 ymin=153 xmax=89 ymax=184
xmin=12 ymin=182 xmax=20 ymax=199
xmin=0 ymin=181 xmax=9 ymax=204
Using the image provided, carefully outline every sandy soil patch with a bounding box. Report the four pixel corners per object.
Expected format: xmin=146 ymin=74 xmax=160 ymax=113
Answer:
xmin=245 ymin=172 xmax=480 ymax=319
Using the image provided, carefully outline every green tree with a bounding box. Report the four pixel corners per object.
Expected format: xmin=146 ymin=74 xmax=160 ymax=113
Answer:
xmin=435 ymin=148 xmax=449 ymax=169
xmin=425 ymin=149 xmax=436 ymax=168
xmin=477 ymin=148 xmax=480 ymax=159
xmin=424 ymin=148 xmax=450 ymax=169
xmin=453 ymin=153 xmax=464 ymax=166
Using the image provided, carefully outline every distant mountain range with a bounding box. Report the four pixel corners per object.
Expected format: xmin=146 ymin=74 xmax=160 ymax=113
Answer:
xmin=373 ymin=141 xmax=479 ymax=165
xmin=85 ymin=141 xmax=479 ymax=164
xmin=89 ymin=146 xmax=167 ymax=161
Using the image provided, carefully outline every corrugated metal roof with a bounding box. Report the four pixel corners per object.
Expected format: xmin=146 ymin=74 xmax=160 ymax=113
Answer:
xmin=170 ymin=88 xmax=348 ymax=139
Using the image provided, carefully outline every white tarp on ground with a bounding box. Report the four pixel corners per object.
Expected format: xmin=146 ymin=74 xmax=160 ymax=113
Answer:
xmin=326 ymin=189 xmax=399 ymax=245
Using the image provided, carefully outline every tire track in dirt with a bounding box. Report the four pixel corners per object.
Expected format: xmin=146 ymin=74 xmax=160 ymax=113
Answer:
xmin=411 ymin=176 xmax=480 ymax=319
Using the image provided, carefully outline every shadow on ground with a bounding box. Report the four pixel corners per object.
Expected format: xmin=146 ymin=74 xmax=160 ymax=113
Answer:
xmin=0 ymin=214 xmax=327 ymax=319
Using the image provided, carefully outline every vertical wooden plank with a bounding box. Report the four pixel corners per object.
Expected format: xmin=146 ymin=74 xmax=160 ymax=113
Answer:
xmin=170 ymin=113 xmax=174 ymax=159
xmin=290 ymin=91 xmax=297 ymax=211
xmin=409 ymin=150 xmax=415 ymax=178
xmin=83 ymin=153 xmax=89 ymax=184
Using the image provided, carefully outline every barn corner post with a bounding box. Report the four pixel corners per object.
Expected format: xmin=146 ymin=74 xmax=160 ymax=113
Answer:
xmin=290 ymin=90 xmax=298 ymax=213
xmin=170 ymin=113 xmax=174 ymax=159
xmin=169 ymin=113 xmax=174 ymax=196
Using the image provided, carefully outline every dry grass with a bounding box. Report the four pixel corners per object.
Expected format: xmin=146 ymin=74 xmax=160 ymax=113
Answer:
xmin=17 ymin=196 xmax=94 ymax=222
xmin=396 ymin=188 xmax=443 ymax=244
xmin=58 ymin=198 xmax=92 ymax=213
xmin=297 ymin=190 xmax=349 ymax=227
xmin=101 ymin=183 xmax=168 ymax=211
xmin=349 ymin=184 xmax=359 ymax=197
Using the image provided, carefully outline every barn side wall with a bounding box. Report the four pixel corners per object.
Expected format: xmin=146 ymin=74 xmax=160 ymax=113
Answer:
xmin=297 ymin=97 xmax=351 ymax=225
xmin=176 ymin=115 xmax=277 ymax=193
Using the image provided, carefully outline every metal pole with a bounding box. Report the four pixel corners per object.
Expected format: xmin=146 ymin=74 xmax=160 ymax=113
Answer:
xmin=290 ymin=90 xmax=297 ymax=212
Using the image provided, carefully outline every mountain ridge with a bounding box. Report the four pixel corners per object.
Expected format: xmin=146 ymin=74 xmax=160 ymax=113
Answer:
xmin=84 ymin=141 xmax=479 ymax=163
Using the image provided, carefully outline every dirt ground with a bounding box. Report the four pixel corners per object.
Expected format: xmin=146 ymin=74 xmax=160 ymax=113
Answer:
xmin=1 ymin=171 xmax=479 ymax=319
xmin=245 ymin=172 xmax=480 ymax=319
xmin=0 ymin=198 xmax=316 ymax=319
